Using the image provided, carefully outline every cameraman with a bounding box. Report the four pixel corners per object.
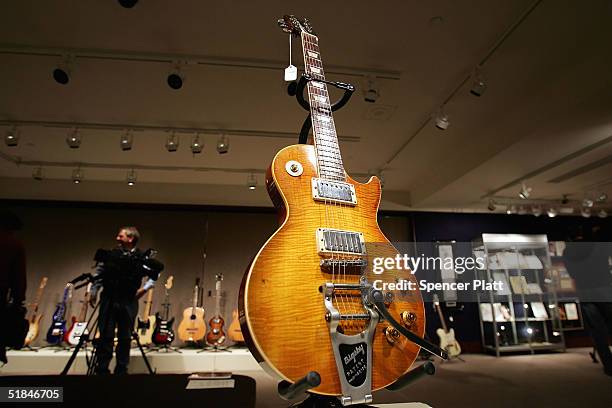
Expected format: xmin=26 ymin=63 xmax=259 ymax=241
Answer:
xmin=90 ymin=226 xmax=163 ymax=375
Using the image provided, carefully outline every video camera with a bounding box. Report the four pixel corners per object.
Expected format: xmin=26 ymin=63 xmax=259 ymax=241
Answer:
xmin=94 ymin=247 xmax=164 ymax=280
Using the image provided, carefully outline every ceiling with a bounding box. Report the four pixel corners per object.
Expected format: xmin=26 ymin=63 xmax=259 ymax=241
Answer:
xmin=1 ymin=0 xmax=611 ymax=214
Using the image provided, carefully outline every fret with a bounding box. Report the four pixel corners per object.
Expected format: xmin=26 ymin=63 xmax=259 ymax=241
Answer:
xmin=301 ymin=32 xmax=345 ymax=182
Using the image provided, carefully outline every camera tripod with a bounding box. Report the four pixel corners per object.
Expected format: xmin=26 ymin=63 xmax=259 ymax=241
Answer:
xmin=60 ymin=295 xmax=154 ymax=375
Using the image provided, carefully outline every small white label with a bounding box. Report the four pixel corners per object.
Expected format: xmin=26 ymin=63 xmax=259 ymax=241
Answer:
xmin=186 ymin=379 xmax=235 ymax=390
xmin=284 ymin=65 xmax=297 ymax=81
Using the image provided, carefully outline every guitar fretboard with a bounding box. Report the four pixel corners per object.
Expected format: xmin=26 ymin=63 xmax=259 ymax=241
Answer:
xmin=301 ymin=32 xmax=346 ymax=182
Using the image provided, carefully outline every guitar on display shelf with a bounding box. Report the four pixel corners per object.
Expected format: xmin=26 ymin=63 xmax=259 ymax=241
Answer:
xmin=433 ymin=294 xmax=462 ymax=358
xmin=65 ymin=283 xmax=92 ymax=346
xmin=135 ymin=284 xmax=157 ymax=346
xmin=177 ymin=277 xmax=206 ymax=343
xmin=228 ymin=309 xmax=245 ymax=344
xmin=151 ymin=276 xmax=175 ymax=346
xmin=205 ymin=273 xmax=226 ymax=347
xmin=46 ymin=283 xmax=73 ymax=345
xmin=238 ymin=15 xmax=428 ymax=400
xmin=23 ymin=277 xmax=48 ymax=347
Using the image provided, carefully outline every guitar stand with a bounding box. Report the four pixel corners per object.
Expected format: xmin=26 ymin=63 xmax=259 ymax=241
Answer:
xmin=149 ymin=344 xmax=181 ymax=353
xmin=277 ymin=288 xmax=445 ymax=407
xmin=287 ymin=73 xmax=355 ymax=144
xmin=199 ymin=344 xmax=231 ymax=353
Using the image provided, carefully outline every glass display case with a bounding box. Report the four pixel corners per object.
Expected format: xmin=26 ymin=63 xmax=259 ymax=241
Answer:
xmin=473 ymin=233 xmax=566 ymax=356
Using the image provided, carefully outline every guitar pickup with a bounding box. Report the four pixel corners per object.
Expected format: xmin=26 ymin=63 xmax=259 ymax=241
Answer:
xmin=316 ymin=228 xmax=366 ymax=255
xmin=312 ymin=178 xmax=357 ymax=205
xmin=320 ymin=259 xmax=367 ymax=274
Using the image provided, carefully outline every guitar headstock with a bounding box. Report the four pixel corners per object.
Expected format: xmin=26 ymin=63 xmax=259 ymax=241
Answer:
xmin=277 ymin=15 xmax=315 ymax=36
xmin=165 ymin=276 xmax=174 ymax=290
xmin=433 ymin=293 xmax=440 ymax=306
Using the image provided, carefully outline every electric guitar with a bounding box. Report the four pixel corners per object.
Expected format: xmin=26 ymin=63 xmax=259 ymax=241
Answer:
xmin=205 ymin=273 xmax=226 ymax=346
xmin=177 ymin=277 xmax=206 ymax=343
xmin=65 ymin=283 xmax=91 ymax=345
xmin=46 ymin=283 xmax=73 ymax=345
xmin=228 ymin=309 xmax=245 ymax=344
xmin=24 ymin=277 xmax=48 ymax=346
xmin=152 ymin=276 xmax=175 ymax=346
xmin=433 ymin=294 xmax=461 ymax=357
xmin=135 ymin=285 xmax=157 ymax=345
xmin=239 ymin=15 xmax=425 ymax=398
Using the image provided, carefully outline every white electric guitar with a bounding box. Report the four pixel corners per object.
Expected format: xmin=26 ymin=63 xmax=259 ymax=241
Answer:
xmin=433 ymin=294 xmax=461 ymax=358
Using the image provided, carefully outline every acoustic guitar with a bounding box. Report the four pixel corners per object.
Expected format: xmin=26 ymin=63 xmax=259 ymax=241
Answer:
xmin=433 ymin=294 xmax=461 ymax=358
xmin=135 ymin=285 xmax=157 ymax=345
xmin=152 ymin=276 xmax=175 ymax=346
xmin=177 ymin=277 xmax=206 ymax=343
xmin=24 ymin=276 xmax=48 ymax=346
xmin=65 ymin=283 xmax=92 ymax=346
xmin=205 ymin=273 xmax=226 ymax=346
xmin=228 ymin=309 xmax=245 ymax=344
xmin=239 ymin=15 xmax=425 ymax=400
xmin=46 ymin=283 xmax=73 ymax=345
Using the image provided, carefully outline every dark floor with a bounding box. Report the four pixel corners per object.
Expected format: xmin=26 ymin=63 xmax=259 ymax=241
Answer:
xmin=238 ymin=348 xmax=612 ymax=407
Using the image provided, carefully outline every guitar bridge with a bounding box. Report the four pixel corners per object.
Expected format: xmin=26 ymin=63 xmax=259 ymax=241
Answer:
xmin=323 ymin=280 xmax=376 ymax=406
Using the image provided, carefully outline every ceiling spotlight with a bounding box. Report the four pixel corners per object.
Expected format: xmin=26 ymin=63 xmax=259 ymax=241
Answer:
xmin=120 ymin=130 xmax=133 ymax=151
xmin=582 ymin=198 xmax=594 ymax=207
xmin=434 ymin=109 xmax=450 ymax=130
xmin=363 ymin=76 xmax=380 ymax=103
xmin=532 ymin=206 xmax=542 ymax=217
xmin=72 ymin=168 xmax=83 ymax=184
xmin=506 ymin=205 xmax=516 ymax=215
xmin=52 ymin=55 xmax=73 ymax=85
xmin=217 ymin=134 xmax=230 ymax=154
xmin=470 ymin=68 xmax=487 ymax=97
xmin=561 ymin=195 xmax=569 ymax=205
xmin=519 ymin=182 xmax=532 ymax=199
xmin=118 ymin=0 xmax=138 ymax=8
xmin=247 ymin=173 xmax=257 ymax=190
xmin=32 ymin=167 xmax=43 ymax=181
xmin=166 ymin=132 xmax=179 ymax=152
xmin=487 ymin=199 xmax=496 ymax=211
xmin=126 ymin=169 xmax=137 ymax=186
xmin=66 ymin=129 xmax=81 ymax=149
xmin=597 ymin=192 xmax=607 ymax=203
xmin=190 ymin=134 xmax=203 ymax=154
xmin=5 ymin=127 xmax=18 ymax=147
xmin=598 ymin=209 xmax=608 ymax=218
xmin=581 ymin=207 xmax=591 ymax=218
xmin=546 ymin=207 xmax=558 ymax=218
xmin=167 ymin=64 xmax=184 ymax=90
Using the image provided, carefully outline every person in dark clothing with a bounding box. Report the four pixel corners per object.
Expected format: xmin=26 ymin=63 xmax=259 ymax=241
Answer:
xmin=564 ymin=225 xmax=612 ymax=377
xmin=90 ymin=227 xmax=161 ymax=374
xmin=0 ymin=210 xmax=27 ymax=365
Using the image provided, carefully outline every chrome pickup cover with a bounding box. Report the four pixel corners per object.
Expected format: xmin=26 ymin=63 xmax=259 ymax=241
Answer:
xmin=312 ymin=178 xmax=357 ymax=205
xmin=316 ymin=228 xmax=366 ymax=255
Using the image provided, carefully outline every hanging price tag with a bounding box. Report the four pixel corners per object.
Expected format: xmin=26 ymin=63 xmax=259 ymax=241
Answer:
xmin=284 ymin=34 xmax=297 ymax=82
xmin=284 ymin=65 xmax=297 ymax=81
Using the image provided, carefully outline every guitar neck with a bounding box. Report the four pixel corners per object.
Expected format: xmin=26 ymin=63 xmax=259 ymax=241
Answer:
xmin=300 ymin=32 xmax=345 ymax=182
xmin=436 ymin=303 xmax=449 ymax=333
xmin=215 ymin=281 xmax=222 ymax=317
xmin=143 ymin=289 xmax=154 ymax=318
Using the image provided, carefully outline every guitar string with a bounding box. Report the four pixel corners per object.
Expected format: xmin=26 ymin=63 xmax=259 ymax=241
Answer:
xmin=303 ymin=33 xmax=348 ymax=330
xmin=305 ymin=34 xmax=355 ymax=332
